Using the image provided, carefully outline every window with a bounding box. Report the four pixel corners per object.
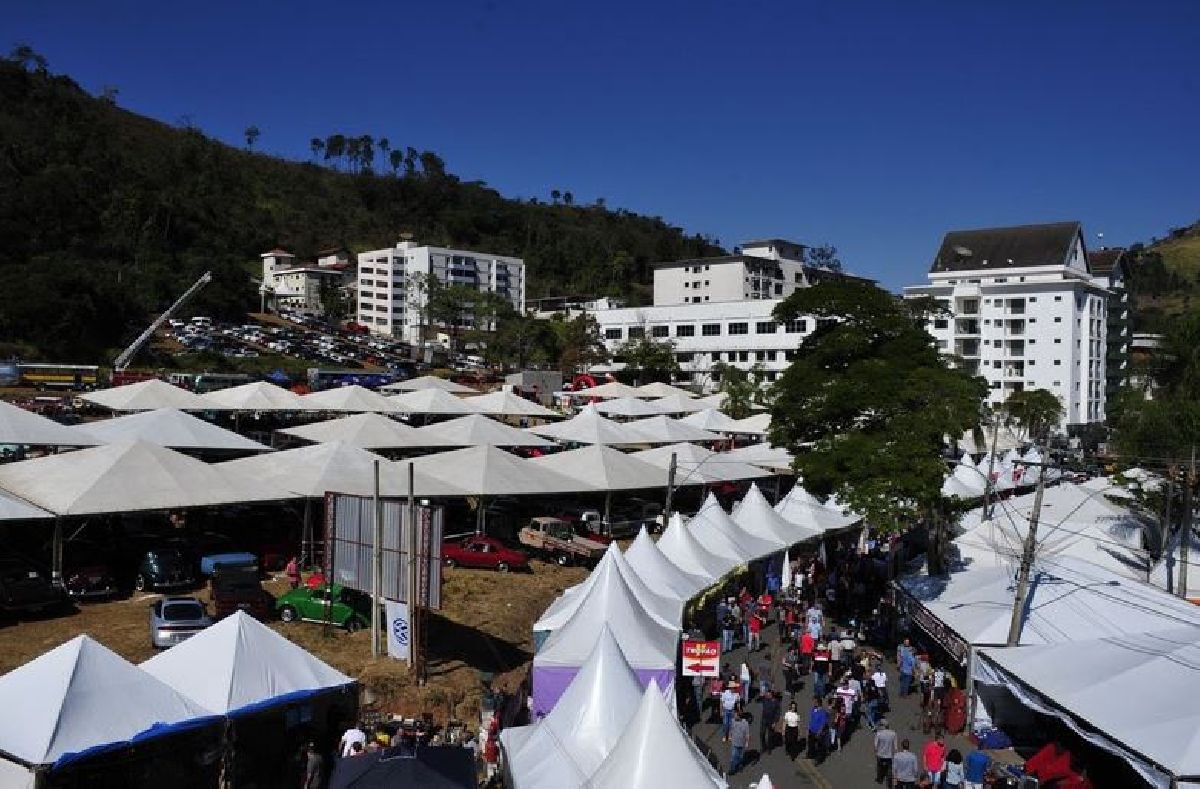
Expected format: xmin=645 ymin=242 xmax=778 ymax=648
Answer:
xmin=933 ymin=319 xmax=948 ymax=329
xmin=990 ymin=381 xmax=1002 ymax=389
xmin=676 ymin=352 xmax=694 ymax=362
xmin=1053 ymin=380 xmax=1061 ymax=387
xmin=756 ymin=321 xmax=777 ymax=334
xmin=1028 ymin=360 xmax=1035 ymax=366
xmin=676 ymin=325 xmax=695 ymax=337
xmin=693 ymin=281 xmax=702 ymax=288
xmin=1028 ymin=339 xmax=1036 ymax=344
xmin=1029 ymin=297 xmax=1037 ymax=302
xmin=1054 ymin=296 xmax=1063 ymax=302
xmin=993 ymin=361 xmax=1001 ymax=369
xmin=627 ymin=326 xmax=645 ymax=340
xmin=775 ymin=284 xmax=783 ymax=295
xmin=1054 ymin=317 xmax=1062 ymax=323
xmin=785 ymin=349 xmax=798 ymax=360
xmin=1054 ymin=360 xmax=1061 ymax=366
xmin=705 ymin=281 xmax=710 ymax=286
xmin=994 ymin=278 xmax=1008 ymax=283
xmin=765 ymin=350 xmax=777 ymax=361
xmin=729 ymin=322 xmax=748 ymax=335
xmin=738 ymin=351 xmax=749 ymax=362
xmin=604 ymin=328 xmax=622 ymax=340
xmin=701 ymin=323 xmax=721 ymax=336
xmin=1054 ymin=338 xmax=1061 ymax=344
xmin=785 ymin=319 xmax=807 ymax=333
xmin=755 ymin=351 xmax=766 ymax=361
xmin=651 ymin=325 xmax=669 ymax=338
xmin=684 ymin=282 xmax=690 ymax=288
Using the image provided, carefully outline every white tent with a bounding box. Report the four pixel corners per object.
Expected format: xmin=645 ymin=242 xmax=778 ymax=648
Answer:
xmin=527 ymin=405 xmax=645 ymax=446
xmin=276 ymin=413 xmax=455 ymax=450
xmin=633 ymin=382 xmax=695 ymax=399
xmin=692 ymin=392 xmax=729 ymax=410
xmin=198 ymin=381 xmax=306 ymax=411
xmin=411 ymin=414 xmax=556 ymax=448
xmin=380 ymin=375 xmax=477 ymax=394
xmin=942 ymin=454 xmax=987 ymax=499
xmin=587 ymin=680 xmax=728 ymax=789
xmin=656 ymin=512 xmax=738 ymax=580
xmin=140 ymin=611 xmax=353 ymax=714
xmin=957 ymin=424 xmax=1024 ymax=454
xmin=298 ymin=385 xmax=400 ymax=413
xmin=220 ymin=441 xmax=464 ymax=498
xmin=1080 ymin=475 xmax=1136 ymax=501
xmin=624 ymin=527 xmax=708 ymax=601
xmin=0 ymin=489 xmax=53 ymax=521
xmin=1150 ymin=527 xmax=1200 ymax=602
xmin=632 ymin=442 xmax=766 ymax=484
xmin=387 ymin=388 xmax=476 ymax=416
xmin=406 ymin=445 xmax=589 ymax=496
xmin=502 ymin=627 xmax=645 ymax=789
xmin=977 ymin=628 xmax=1200 ymax=789
xmin=722 ymin=442 xmax=794 ymax=472
xmin=774 ymin=484 xmax=859 ymax=532
xmin=729 ymin=412 xmax=771 ymax=435
xmin=688 ymin=493 xmax=781 ymax=563
xmin=626 ymin=417 xmax=722 ymax=446
xmin=754 ymin=775 xmax=776 ymax=789
xmin=465 ymin=390 xmax=560 ymax=418
xmin=72 ymin=409 xmax=269 ymax=452
xmin=680 ymin=408 xmax=742 ymax=433
xmin=733 ymin=483 xmax=820 ymax=546
xmin=593 ymin=396 xmax=662 ymax=419
xmin=0 ymin=400 xmax=100 ymax=446
xmin=568 ymin=381 xmax=641 ymax=400
xmin=81 ymin=379 xmax=207 ymax=412
xmin=646 ymin=394 xmax=706 ymax=414
xmin=0 ymin=635 xmax=214 ymax=769
xmin=528 ymin=445 xmax=669 ymax=491
xmin=0 ymin=440 xmax=292 ymax=516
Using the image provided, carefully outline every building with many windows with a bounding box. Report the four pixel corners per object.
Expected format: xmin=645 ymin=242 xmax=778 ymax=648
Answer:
xmin=1088 ymin=248 xmax=1133 ymax=403
xmin=259 ymin=249 xmax=348 ymax=315
xmin=355 ymin=241 xmax=525 ymax=345
xmin=903 ymin=221 xmax=1109 ymax=431
xmin=652 ymin=238 xmax=848 ymax=305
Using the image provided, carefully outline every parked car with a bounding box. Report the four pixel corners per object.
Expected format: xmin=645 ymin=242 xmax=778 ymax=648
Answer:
xmin=133 ymin=546 xmax=196 ymax=592
xmin=442 ymin=536 xmax=528 ymax=573
xmin=198 ymin=551 xmax=259 ymax=577
xmin=518 ymin=517 xmax=606 ymax=567
xmin=0 ymin=558 xmax=67 ymax=615
xmin=62 ymin=542 xmax=118 ymax=601
xmin=209 ymin=562 xmax=273 ymax=621
xmin=148 ymin=596 xmax=212 ymax=648
xmin=275 ymin=584 xmax=370 ymax=631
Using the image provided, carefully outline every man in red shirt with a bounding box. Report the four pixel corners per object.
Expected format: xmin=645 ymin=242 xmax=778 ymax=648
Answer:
xmin=748 ymin=611 xmax=763 ymax=652
xmin=800 ymin=630 xmax=815 ymax=675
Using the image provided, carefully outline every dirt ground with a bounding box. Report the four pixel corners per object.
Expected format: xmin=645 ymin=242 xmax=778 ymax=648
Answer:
xmin=0 ymin=560 xmax=587 ymax=728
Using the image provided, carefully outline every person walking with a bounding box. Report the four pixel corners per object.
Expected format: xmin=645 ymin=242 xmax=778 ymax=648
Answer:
xmin=783 ymin=701 xmax=802 ymax=761
xmin=285 ymin=556 xmax=301 ymax=589
xmin=759 ymin=689 xmax=780 ymax=755
xmin=721 ymin=605 xmax=737 ymax=653
xmin=873 ymin=718 xmax=897 ymax=785
xmin=891 ymin=738 xmax=920 ymax=789
xmin=756 ymin=651 xmax=773 ymax=699
xmin=923 ymin=733 xmax=947 ymax=786
xmin=944 ymin=748 xmax=966 ymax=787
xmin=871 ymin=663 xmax=889 ymax=708
xmin=729 ymin=709 xmax=750 ymax=775
xmin=806 ymin=698 xmax=829 ymax=763
xmin=748 ymin=609 xmax=763 ymax=652
xmin=720 ymin=683 xmax=739 ymax=742
xmin=963 ymin=744 xmax=993 ymax=789
xmin=300 ymin=741 xmax=324 ymax=789
xmin=800 ymin=628 xmax=815 ymax=675
xmin=739 ymin=662 xmax=752 ymax=704
xmin=896 ymin=638 xmax=915 ymax=697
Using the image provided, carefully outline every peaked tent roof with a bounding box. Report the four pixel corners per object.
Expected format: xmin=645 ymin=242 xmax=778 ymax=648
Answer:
xmin=277 ymin=413 xmax=455 ymax=450
xmin=632 ymin=442 xmax=766 ymax=484
xmin=0 ymin=440 xmax=293 ymax=516
xmin=198 ymin=381 xmax=307 ymax=411
xmin=568 ymin=381 xmax=642 ymax=400
xmin=464 ymin=390 xmax=560 ymax=418
xmin=80 ymin=379 xmax=208 ymax=412
xmin=411 ymin=414 xmax=555 ymax=448
xmin=298 ymin=385 xmax=401 ymax=413
xmin=656 ymin=512 xmax=738 ymax=580
xmin=380 ymin=375 xmax=477 ymax=394
xmin=502 ymin=627 xmax=645 ymax=789
xmin=71 ymin=409 xmax=268 ymax=452
xmin=626 ymin=417 xmax=721 ymax=445
xmin=633 ymin=382 xmax=696 ymax=399
xmin=689 ymin=493 xmax=782 ymax=562
xmin=692 ymin=392 xmax=729 ymax=410
xmin=528 ymin=445 xmax=669 ymax=491
xmin=722 ymin=442 xmax=794 ymax=472
xmin=406 ymin=445 xmax=588 ymax=496
xmin=587 ymin=680 xmax=728 ymax=789
xmin=0 ymin=635 xmax=214 ymax=767
xmin=774 ymin=484 xmax=860 ymax=532
xmin=387 ymin=387 xmax=477 ymax=416
xmin=729 ymin=412 xmax=771 ymax=435
xmin=646 ymin=394 xmax=707 ymax=414
xmin=0 ymin=400 xmax=101 ymax=447
xmin=527 ymin=406 xmax=645 ymax=446
xmin=733 ymin=483 xmax=820 ymax=546
xmin=593 ymin=396 xmax=662 ymax=419
xmin=140 ymin=611 xmax=353 ymax=714
xmin=0 ymin=489 xmax=53 ymax=522
xmin=624 ymin=527 xmax=708 ymax=601
xmin=680 ymin=408 xmax=742 ymax=433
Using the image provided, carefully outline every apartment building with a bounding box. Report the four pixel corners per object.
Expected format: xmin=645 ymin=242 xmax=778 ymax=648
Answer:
xmin=652 ymin=238 xmax=844 ymax=305
xmin=1088 ymin=248 xmax=1133 ymax=403
xmin=259 ymin=249 xmax=346 ymax=315
xmin=355 ymin=241 xmax=525 ymax=345
xmin=904 ymin=222 xmax=1109 ymax=430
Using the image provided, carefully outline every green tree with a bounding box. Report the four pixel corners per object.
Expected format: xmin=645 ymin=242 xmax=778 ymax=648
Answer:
xmin=324 ymin=134 xmax=346 ymax=169
xmin=318 ymin=278 xmax=350 ymax=323
xmin=553 ymin=314 xmax=608 ymax=374
xmin=388 ymin=149 xmax=403 ymax=175
xmin=1113 ymin=312 xmax=1200 ymax=462
xmin=550 ymin=189 xmax=561 ymax=204
xmin=616 ymin=336 xmax=679 ymax=384
xmin=309 ymin=137 xmax=324 ymax=161
xmin=7 ymin=43 xmax=48 ymax=73
xmin=713 ymin=362 xmax=763 ymax=419
xmin=769 ymin=279 xmax=987 ymax=572
xmin=1000 ymin=388 xmax=1063 ymax=443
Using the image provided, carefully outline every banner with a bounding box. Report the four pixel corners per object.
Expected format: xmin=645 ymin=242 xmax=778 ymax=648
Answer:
xmin=681 ymin=640 xmax=720 ymax=677
xmin=385 ymin=599 xmax=411 ymax=662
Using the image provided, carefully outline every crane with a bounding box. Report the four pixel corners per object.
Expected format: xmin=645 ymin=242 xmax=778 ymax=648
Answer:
xmin=113 ymin=271 xmax=213 ymax=371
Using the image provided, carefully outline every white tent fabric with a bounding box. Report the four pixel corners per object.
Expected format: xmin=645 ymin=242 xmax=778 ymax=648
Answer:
xmin=0 ymin=489 xmax=53 ymax=521
xmin=978 ymin=628 xmax=1200 ymax=788
xmin=140 ymin=611 xmax=353 ymax=714
xmin=941 ymin=475 xmax=982 ymax=500
xmin=465 ymin=390 xmax=560 ymax=418
xmin=220 ymin=441 xmax=463 ymax=498
xmin=0 ymin=757 xmax=34 ymax=789
xmin=1080 ymin=475 xmax=1136 ymax=501
xmin=593 ymin=396 xmax=662 ymax=419
xmin=632 ymin=382 xmax=695 ymax=399
xmin=729 ymin=412 xmax=771 ymax=435
xmin=0 ymin=400 xmax=100 ymax=446
xmin=733 ymin=483 xmax=821 ymax=546
xmin=632 ymin=442 xmax=766 ymax=484
xmin=411 ymin=414 xmax=555 ymax=448
xmin=277 ymin=412 xmax=455 ymax=450
xmin=72 ymin=409 xmax=269 ymax=452
xmin=568 ymin=381 xmax=641 ymax=400
xmin=626 ymin=417 xmax=722 ymax=445
xmin=587 ymin=680 xmax=728 ymax=789
xmin=0 ymin=440 xmax=293 ymax=516
xmin=680 ymin=408 xmax=742 ymax=433
xmin=942 ymin=455 xmax=988 ymax=499
xmin=689 ymin=493 xmax=782 ymax=563
xmin=957 ymin=424 xmax=1024 ymax=454
xmin=535 ymin=543 xmax=682 ymax=637
xmin=1150 ymin=527 xmax=1200 ymax=601
xmin=502 ymin=627 xmax=645 ymax=789
xmin=198 ymin=381 xmax=306 ymax=411
xmin=81 ymin=379 xmax=207 ymax=412
xmin=898 ymin=555 xmax=1200 ymax=648
xmin=624 ymin=527 xmax=708 ymax=601
xmin=528 ymin=445 xmax=669 ymax=491
xmin=298 ymin=385 xmax=401 ymax=413
xmin=774 ymin=484 xmax=860 ymax=532
xmin=722 ymin=442 xmax=794 ymax=472
xmin=755 ymin=775 xmax=776 ymax=789
xmin=646 ymin=394 xmax=706 ymax=414
xmin=691 ymin=392 xmax=729 ymax=410
xmin=0 ymin=635 xmax=213 ymax=766
xmin=656 ymin=512 xmax=738 ymax=580
xmin=387 ymin=388 xmax=476 ymax=416
xmin=528 ymin=406 xmax=645 ymax=446
xmin=380 ymin=375 xmax=477 ymax=394
xmin=406 ymin=445 xmax=589 ymax=496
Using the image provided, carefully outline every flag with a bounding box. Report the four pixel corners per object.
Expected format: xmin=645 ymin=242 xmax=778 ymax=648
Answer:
xmin=780 ymin=549 xmax=792 ymax=590
xmin=385 ymin=599 xmax=411 ymax=662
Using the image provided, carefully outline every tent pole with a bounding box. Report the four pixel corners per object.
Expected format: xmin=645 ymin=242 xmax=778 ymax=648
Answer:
xmin=663 ymin=452 xmax=678 ymax=522
xmin=603 ymin=491 xmax=612 ymax=533
xmin=301 ymin=497 xmax=312 ymax=569
xmin=371 ymin=460 xmax=382 ymax=658
xmin=407 ymin=462 xmax=420 ymax=676
xmin=51 ymin=517 xmax=63 ymax=588
xmin=476 ymin=497 xmax=486 ymax=535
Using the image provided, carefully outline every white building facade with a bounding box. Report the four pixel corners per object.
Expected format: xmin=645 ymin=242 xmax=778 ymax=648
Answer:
xmin=903 ymin=222 xmax=1108 ymax=431
xmin=259 ymin=249 xmax=345 ymax=314
xmin=355 ymin=241 xmax=525 ymax=345
xmin=653 ymin=238 xmax=823 ymax=305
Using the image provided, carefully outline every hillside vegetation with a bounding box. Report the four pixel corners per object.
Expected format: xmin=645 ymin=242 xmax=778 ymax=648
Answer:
xmin=0 ymin=55 xmax=721 ymax=360
xmin=1126 ymin=220 xmax=1200 ymax=330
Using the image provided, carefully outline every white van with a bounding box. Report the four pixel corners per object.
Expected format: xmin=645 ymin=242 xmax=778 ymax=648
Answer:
xmin=190 ymin=316 xmax=214 ymax=327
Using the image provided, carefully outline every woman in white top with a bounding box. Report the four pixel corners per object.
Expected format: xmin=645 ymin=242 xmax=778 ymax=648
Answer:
xmin=783 ymin=702 xmax=802 ymax=761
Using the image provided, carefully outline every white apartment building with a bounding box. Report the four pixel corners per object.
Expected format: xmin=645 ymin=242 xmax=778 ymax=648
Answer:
xmin=259 ymin=249 xmax=345 ymax=314
xmin=355 ymin=241 xmax=525 ymax=345
xmin=903 ymin=222 xmax=1109 ymax=431
xmin=653 ymin=238 xmax=832 ymax=305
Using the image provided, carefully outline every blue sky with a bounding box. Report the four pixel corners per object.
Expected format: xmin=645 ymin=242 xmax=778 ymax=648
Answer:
xmin=9 ymin=0 xmax=1198 ymax=290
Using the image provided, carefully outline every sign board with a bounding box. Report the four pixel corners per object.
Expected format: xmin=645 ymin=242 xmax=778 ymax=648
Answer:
xmin=903 ymin=596 xmax=970 ymax=666
xmin=384 ymin=599 xmax=411 ymax=662
xmin=681 ymin=640 xmax=721 ymax=677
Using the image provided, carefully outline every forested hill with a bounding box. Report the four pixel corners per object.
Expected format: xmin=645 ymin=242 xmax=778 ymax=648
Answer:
xmin=1125 ymin=220 xmax=1200 ymax=330
xmin=0 ymin=56 xmax=722 ymax=360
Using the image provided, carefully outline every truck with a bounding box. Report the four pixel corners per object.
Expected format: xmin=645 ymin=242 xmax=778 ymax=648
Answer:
xmin=209 ymin=561 xmax=273 ymax=621
xmin=579 ymin=499 xmax=664 ymax=539
xmin=518 ymin=517 xmax=606 ymax=567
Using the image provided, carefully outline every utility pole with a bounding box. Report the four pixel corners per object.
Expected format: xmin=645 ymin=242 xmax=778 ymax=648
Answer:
xmin=371 ymin=459 xmax=382 ymax=658
xmin=407 ymin=462 xmax=420 ymax=675
xmin=1006 ymin=446 xmax=1049 ymax=646
xmin=982 ymin=418 xmax=1000 ymax=519
xmin=663 ymin=452 xmax=678 ymax=524
xmin=1180 ymin=448 xmax=1194 ymax=600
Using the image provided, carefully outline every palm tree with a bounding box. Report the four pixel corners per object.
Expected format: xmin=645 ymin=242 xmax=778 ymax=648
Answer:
xmin=310 ymin=137 xmax=325 ymax=161
xmin=244 ymin=125 xmax=261 ymax=151
xmin=378 ymin=137 xmax=391 ymax=156
xmin=563 ymin=191 xmax=574 ymax=206
xmin=550 ymin=189 xmax=561 ymax=204
xmin=358 ymin=135 xmax=375 ymax=172
xmin=389 ymin=149 xmax=403 ymax=175
xmin=325 ymin=134 xmax=346 ymax=169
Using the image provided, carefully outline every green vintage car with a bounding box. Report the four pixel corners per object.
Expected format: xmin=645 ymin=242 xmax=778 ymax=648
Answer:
xmin=275 ymin=584 xmax=370 ymax=632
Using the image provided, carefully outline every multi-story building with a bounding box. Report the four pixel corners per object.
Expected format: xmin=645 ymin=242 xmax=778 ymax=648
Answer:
xmin=1088 ymin=248 xmax=1133 ymax=403
xmin=904 ymin=221 xmax=1109 ymax=431
xmin=355 ymin=241 xmax=525 ymax=345
xmin=259 ymin=249 xmax=346 ymax=315
xmin=652 ymin=238 xmax=845 ymax=305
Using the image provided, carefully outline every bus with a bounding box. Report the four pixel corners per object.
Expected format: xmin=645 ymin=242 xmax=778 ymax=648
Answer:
xmin=17 ymin=363 xmax=100 ymax=390
xmin=166 ymin=372 xmax=255 ymax=393
xmin=306 ymin=368 xmax=398 ymax=391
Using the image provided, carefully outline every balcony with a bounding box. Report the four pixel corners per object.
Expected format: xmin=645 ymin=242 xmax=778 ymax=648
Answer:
xmin=955 ymin=340 xmax=980 ymax=357
xmin=954 ymin=319 xmax=980 ymax=336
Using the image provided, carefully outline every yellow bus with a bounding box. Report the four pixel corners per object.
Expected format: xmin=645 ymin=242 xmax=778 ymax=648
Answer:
xmin=18 ymin=363 xmax=100 ymax=390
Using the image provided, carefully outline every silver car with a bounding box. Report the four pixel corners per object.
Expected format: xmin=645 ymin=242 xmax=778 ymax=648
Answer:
xmin=148 ymin=596 xmax=212 ymax=649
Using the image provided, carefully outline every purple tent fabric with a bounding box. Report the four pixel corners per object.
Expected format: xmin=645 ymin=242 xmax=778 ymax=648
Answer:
xmin=532 ymin=666 xmax=675 ymax=717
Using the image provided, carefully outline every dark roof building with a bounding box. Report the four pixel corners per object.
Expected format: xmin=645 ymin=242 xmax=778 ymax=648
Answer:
xmin=930 ymin=221 xmax=1084 ymax=274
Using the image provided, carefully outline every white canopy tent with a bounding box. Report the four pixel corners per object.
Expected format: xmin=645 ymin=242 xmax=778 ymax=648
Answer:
xmin=71 ymin=409 xmax=269 ymax=453
xmin=942 ymin=454 xmax=988 ymax=500
xmin=380 ymin=375 xmax=477 ymax=394
xmin=386 ymin=388 xmax=476 ymax=416
xmin=632 ymin=382 xmax=695 ymax=399
xmin=957 ymin=424 xmax=1025 ymax=455
xmin=656 ymin=512 xmax=739 ymax=580
xmin=692 ymin=392 xmax=729 ymax=410
xmin=733 ymin=483 xmax=821 ymax=546
xmin=527 ymin=405 xmax=645 ymax=446
xmin=1079 ymin=475 xmax=1135 ymax=501
xmin=0 ymin=489 xmax=53 ymax=521
xmin=722 ymin=442 xmax=794 ymax=473
xmin=276 ymin=413 xmax=455 ymax=450
xmin=568 ymin=381 xmax=641 ymax=400
xmin=140 ymin=611 xmax=353 ymax=714
xmin=406 ymin=445 xmax=589 ymax=497
xmin=680 ymin=408 xmax=743 ymax=433
xmin=592 ymin=396 xmax=662 ymax=419
xmin=774 ymin=484 xmax=860 ymax=533
xmin=0 ymin=400 xmax=100 ymax=447
xmin=80 ymin=379 xmax=208 ymax=412
xmin=624 ymin=527 xmax=708 ymax=601
xmin=587 ymin=680 xmax=728 ymax=789
xmin=1151 ymin=526 xmax=1200 ymax=602
xmin=688 ymin=493 xmax=782 ymax=563
xmin=528 ymin=445 xmax=669 ymax=491
xmin=632 ymin=442 xmax=766 ymax=484
xmin=411 ymin=414 xmax=556 ymax=448
xmin=646 ymin=393 xmax=706 ymax=414
xmin=465 ymin=390 xmax=560 ymax=418
xmin=198 ymin=381 xmax=307 ymax=411
xmin=729 ymin=412 xmax=771 ymax=435
xmin=626 ymin=417 xmax=722 ymax=446
xmin=298 ymin=385 xmax=401 ymax=413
